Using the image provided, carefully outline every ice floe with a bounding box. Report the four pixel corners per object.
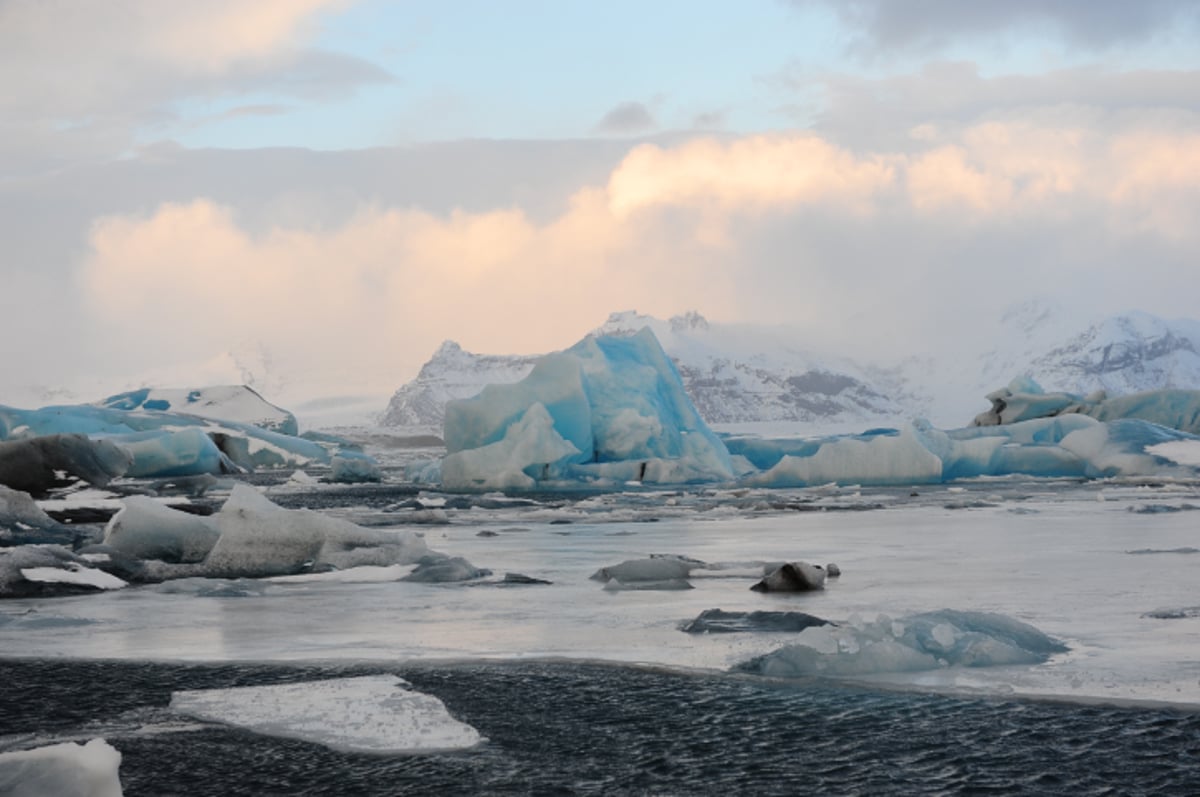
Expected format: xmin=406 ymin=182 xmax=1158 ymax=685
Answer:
xmin=169 ymin=675 xmax=482 ymax=753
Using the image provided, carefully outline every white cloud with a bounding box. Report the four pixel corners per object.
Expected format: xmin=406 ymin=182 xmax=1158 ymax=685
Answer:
xmin=72 ymin=125 xmax=1200 ymax=395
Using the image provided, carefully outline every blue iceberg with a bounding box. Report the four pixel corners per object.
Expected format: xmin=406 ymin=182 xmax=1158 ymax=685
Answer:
xmin=975 ymin=377 xmax=1200 ymax=435
xmin=440 ymin=331 xmax=1200 ymax=490
xmin=0 ymin=387 xmax=373 ymax=482
xmin=442 ymin=329 xmax=733 ymax=488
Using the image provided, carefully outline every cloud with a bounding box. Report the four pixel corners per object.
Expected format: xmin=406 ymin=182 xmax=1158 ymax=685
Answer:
xmin=593 ymin=101 xmax=657 ymax=135
xmin=785 ymin=62 xmax=1200 ymax=150
xmin=72 ymin=125 xmax=1200 ymax=395
xmin=0 ymin=1 xmax=389 ymax=174
xmin=792 ymin=0 xmax=1199 ymax=54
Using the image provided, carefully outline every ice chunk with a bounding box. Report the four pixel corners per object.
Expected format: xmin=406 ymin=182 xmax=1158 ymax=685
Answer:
xmin=401 ymin=554 xmax=490 ymax=583
xmin=0 ymin=434 xmax=131 ymax=495
xmin=443 ymin=328 xmax=733 ymax=487
xmin=590 ymin=556 xmax=698 ymax=583
xmin=680 ymin=609 xmax=832 ymax=634
xmin=98 ymin=385 xmax=298 ymax=435
xmin=170 ymin=675 xmax=482 ymax=753
xmin=0 ymin=738 xmax=123 ymax=797
xmin=201 ymin=485 xmax=428 ymax=578
xmin=109 ymin=428 xmax=231 ymax=479
xmin=103 ymin=496 xmax=220 ymax=563
xmin=750 ymin=562 xmax=827 ymax=592
xmin=739 ymin=610 xmax=1068 ymax=678
xmin=1 ymin=485 xmax=79 ymax=546
xmin=1 ymin=546 xmax=126 ymax=598
xmin=328 ymin=454 xmax=383 ymax=483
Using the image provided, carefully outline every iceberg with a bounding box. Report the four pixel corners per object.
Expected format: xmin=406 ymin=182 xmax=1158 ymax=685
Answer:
xmin=739 ymin=610 xmax=1068 ymax=678
xmin=1 ymin=545 xmax=126 ymax=598
xmin=0 ymin=434 xmax=131 ymax=495
xmin=0 ymin=395 xmax=374 ymax=480
xmin=975 ymin=377 xmax=1200 ymax=435
xmin=201 ymin=484 xmax=427 ymax=579
xmin=0 ymin=738 xmax=123 ymax=797
xmin=442 ymin=328 xmax=733 ymax=488
xmin=1 ymin=485 xmax=80 ymax=547
xmin=102 ymin=496 xmax=220 ymax=564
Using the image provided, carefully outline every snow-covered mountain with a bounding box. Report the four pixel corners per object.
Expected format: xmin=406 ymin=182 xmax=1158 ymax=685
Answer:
xmin=381 ymin=306 xmax=1200 ymax=434
xmin=380 ymin=311 xmax=913 ymax=430
xmin=378 ymin=341 xmax=544 ymax=428
xmin=1023 ymin=311 xmax=1200 ymax=396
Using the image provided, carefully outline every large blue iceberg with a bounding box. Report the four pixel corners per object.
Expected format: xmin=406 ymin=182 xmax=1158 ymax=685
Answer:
xmin=439 ymin=330 xmax=1200 ymax=490
xmin=442 ymin=328 xmax=734 ymax=488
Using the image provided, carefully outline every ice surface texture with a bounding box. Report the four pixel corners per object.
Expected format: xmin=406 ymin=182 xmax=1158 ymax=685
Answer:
xmin=0 ymin=545 xmax=126 ymax=598
xmin=170 ymin=675 xmax=482 ymax=753
xmin=0 ymin=738 xmax=123 ymax=797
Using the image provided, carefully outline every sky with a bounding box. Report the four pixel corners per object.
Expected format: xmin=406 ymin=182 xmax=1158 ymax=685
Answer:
xmin=2 ymin=0 xmax=1199 ymax=406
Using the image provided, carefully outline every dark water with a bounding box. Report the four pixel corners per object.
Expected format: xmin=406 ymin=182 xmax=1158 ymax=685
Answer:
xmin=2 ymin=658 xmax=1199 ymax=796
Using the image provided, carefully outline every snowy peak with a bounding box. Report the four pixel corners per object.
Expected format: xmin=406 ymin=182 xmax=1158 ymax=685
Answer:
xmin=1028 ymin=311 xmax=1200 ymax=395
xmin=382 ymin=311 xmax=907 ymax=430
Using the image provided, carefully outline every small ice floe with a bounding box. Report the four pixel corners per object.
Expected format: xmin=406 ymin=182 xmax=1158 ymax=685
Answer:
xmin=1 ymin=545 xmax=127 ymax=598
xmin=170 ymin=675 xmax=482 ymax=754
xmin=750 ymin=561 xmax=827 ymax=592
xmin=0 ymin=738 xmax=122 ymax=797
xmin=1142 ymin=606 xmax=1200 ymax=619
xmin=680 ymin=608 xmax=832 ymax=634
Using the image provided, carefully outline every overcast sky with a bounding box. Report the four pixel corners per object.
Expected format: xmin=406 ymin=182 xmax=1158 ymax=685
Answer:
xmin=3 ymin=0 xmax=1199 ymax=403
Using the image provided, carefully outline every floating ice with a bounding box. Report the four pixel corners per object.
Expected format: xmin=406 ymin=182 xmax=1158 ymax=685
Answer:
xmin=202 ymin=485 xmax=428 ymax=578
xmin=975 ymin=377 xmax=1200 ymax=435
xmin=739 ymin=610 xmax=1068 ymax=678
xmin=0 ymin=399 xmax=372 ymax=479
xmin=1 ymin=546 xmax=125 ymax=598
xmin=328 ymin=454 xmax=383 ymax=483
xmin=442 ymin=328 xmax=733 ymax=488
xmin=680 ymin=609 xmax=832 ymax=634
xmin=103 ymin=496 xmax=220 ymax=564
xmin=0 ymin=738 xmax=123 ymax=797
xmin=169 ymin=675 xmax=482 ymax=753
xmin=0 ymin=434 xmax=131 ymax=494
xmin=401 ymin=554 xmax=490 ymax=583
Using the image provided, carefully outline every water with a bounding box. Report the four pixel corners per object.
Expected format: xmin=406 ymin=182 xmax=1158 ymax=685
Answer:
xmin=3 ymin=658 xmax=1198 ymax=795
